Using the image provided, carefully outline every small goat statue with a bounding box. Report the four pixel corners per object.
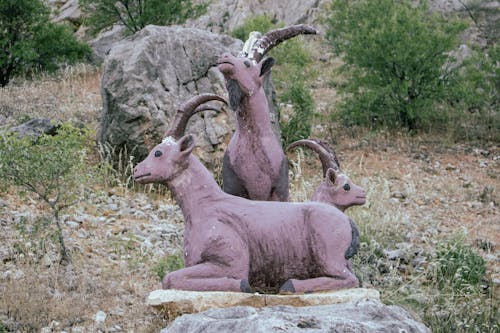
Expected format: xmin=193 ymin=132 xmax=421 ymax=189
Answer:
xmin=217 ymin=25 xmax=317 ymax=202
xmin=165 ymin=93 xmax=228 ymax=140
xmin=134 ymin=134 xmax=360 ymax=294
xmin=287 ymin=139 xmax=367 ymax=212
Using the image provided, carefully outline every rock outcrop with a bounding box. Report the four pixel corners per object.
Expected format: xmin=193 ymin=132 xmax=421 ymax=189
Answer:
xmin=98 ymin=25 xmax=242 ymax=167
xmin=188 ymin=0 xmax=326 ymax=33
xmin=158 ymin=290 xmax=431 ymax=333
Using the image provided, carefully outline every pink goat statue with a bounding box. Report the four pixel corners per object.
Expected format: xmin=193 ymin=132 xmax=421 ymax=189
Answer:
xmin=165 ymin=93 xmax=228 ymax=140
xmin=287 ymin=139 xmax=367 ymax=212
xmin=134 ymin=134 xmax=360 ymax=294
xmin=217 ymin=25 xmax=317 ymax=202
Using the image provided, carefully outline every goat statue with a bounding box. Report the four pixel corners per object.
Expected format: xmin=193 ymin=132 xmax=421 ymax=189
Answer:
xmin=217 ymin=25 xmax=317 ymax=202
xmin=134 ymin=134 xmax=360 ymax=294
xmin=287 ymin=139 xmax=366 ymax=212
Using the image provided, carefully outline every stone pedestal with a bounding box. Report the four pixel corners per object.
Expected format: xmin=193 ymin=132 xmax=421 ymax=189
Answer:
xmin=147 ymin=288 xmax=380 ymax=318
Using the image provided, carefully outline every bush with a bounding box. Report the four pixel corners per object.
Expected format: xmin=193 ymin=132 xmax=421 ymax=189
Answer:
xmin=0 ymin=124 xmax=96 ymax=263
xmin=152 ymin=252 xmax=184 ymax=281
xmin=280 ymin=78 xmax=315 ymax=146
xmin=0 ymin=0 xmax=91 ymax=87
xmin=445 ymin=44 xmax=499 ymax=141
xmin=80 ymin=0 xmax=208 ymax=36
xmin=231 ymin=15 xmax=315 ymax=146
xmin=432 ymin=236 xmax=486 ymax=292
xmin=325 ymin=0 xmax=468 ymax=131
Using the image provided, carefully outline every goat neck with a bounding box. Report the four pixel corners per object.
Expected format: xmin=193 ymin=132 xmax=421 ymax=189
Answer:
xmin=167 ymin=156 xmax=225 ymax=217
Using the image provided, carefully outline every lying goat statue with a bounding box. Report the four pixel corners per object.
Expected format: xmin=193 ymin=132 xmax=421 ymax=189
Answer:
xmin=217 ymin=25 xmax=317 ymax=202
xmin=134 ymin=134 xmax=360 ymax=294
xmin=287 ymin=139 xmax=367 ymax=212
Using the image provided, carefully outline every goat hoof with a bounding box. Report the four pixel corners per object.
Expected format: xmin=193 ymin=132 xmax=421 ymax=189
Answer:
xmin=240 ymin=279 xmax=252 ymax=293
xmin=279 ymin=280 xmax=295 ymax=294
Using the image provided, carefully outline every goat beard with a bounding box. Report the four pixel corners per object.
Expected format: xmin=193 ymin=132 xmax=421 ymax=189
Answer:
xmin=226 ymin=79 xmax=243 ymax=111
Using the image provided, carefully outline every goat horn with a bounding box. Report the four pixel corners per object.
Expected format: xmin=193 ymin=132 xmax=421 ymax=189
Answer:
xmin=250 ymin=24 xmax=318 ymax=63
xmin=167 ymin=94 xmax=228 ymax=139
xmin=286 ymin=139 xmax=341 ymax=175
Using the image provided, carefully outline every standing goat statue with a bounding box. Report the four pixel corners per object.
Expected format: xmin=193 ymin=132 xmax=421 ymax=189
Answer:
xmin=217 ymin=25 xmax=317 ymax=202
xmin=287 ymin=139 xmax=367 ymax=212
xmin=134 ymin=133 xmax=360 ymax=294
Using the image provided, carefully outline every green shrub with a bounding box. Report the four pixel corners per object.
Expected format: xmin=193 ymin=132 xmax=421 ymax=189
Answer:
xmin=0 ymin=0 xmax=91 ymax=87
xmin=325 ymin=0 xmax=468 ymax=131
xmin=432 ymin=236 xmax=486 ymax=292
xmin=80 ymin=0 xmax=208 ymax=36
xmin=279 ymin=78 xmax=315 ymax=146
xmin=0 ymin=124 xmax=97 ymax=263
xmin=445 ymin=44 xmax=499 ymax=141
xmin=152 ymin=252 xmax=184 ymax=281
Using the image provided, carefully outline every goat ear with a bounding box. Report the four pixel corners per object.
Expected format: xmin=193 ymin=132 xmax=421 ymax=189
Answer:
xmin=260 ymin=57 xmax=275 ymax=77
xmin=178 ymin=134 xmax=195 ymax=157
xmin=326 ymin=168 xmax=337 ymax=185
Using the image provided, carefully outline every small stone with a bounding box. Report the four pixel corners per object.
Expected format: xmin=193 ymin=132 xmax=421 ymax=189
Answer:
xmin=66 ymin=221 xmax=80 ymax=229
xmin=389 ymin=198 xmax=400 ymax=205
xmin=480 ymin=161 xmax=488 ymax=168
xmin=384 ymin=249 xmax=403 ymax=260
xmin=95 ymin=310 xmax=107 ymax=324
xmin=71 ymin=326 xmax=86 ymax=333
xmin=445 ymin=164 xmax=457 ymax=171
xmin=406 ymin=293 xmax=428 ymax=305
xmin=107 ymin=203 xmax=119 ymax=211
xmin=391 ymin=191 xmax=406 ymax=199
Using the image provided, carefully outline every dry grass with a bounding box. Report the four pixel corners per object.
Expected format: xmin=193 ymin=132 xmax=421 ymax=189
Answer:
xmin=0 ymin=64 xmax=102 ymax=130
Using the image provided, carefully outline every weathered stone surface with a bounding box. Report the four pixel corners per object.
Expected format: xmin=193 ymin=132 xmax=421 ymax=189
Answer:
xmin=188 ymin=0 xmax=327 ymax=33
xmin=98 ymin=25 xmax=242 ymax=167
xmin=160 ymin=296 xmax=430 ymax=333
xmin=9 ymin=118 xmax=59 ymax=139
xmin=55 ymin=0 xmax=81 ymax=24
xmin=88 ymin=25 xmax=127 ymax=63
xmin=147 ymin=288 xmax=380 ymax=318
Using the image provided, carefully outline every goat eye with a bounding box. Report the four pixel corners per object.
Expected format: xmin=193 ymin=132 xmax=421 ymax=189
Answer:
xmin=343 ymin=184 xmax=351 ymax=191
xmin=154 ymin=150 xmax=162 ymax=157
xmin=243 ymin=60 xmax=251 ymax=67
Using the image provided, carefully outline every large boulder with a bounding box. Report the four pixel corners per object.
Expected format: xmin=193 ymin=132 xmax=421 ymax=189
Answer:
xmin=98 ymin=25 xmax=242 ymax=167
xmin=161 ymin=299 xmax=430 ymax=333
xmin=188 ymin=0 xmax=327 ymax=33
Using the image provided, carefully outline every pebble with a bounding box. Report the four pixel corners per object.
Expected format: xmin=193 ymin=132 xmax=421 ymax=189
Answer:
xmin=107 ymin=203 xmax=119 ymax=211
xmin=391 ymin=191 xmax=406 ymax=199
xmin=66 ymin=221 xmax=80 ymax=229
xmin=95 ymin=310 xmax=107 ymax=324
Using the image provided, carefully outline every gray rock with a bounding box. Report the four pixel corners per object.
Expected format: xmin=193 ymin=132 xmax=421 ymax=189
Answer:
xmin=9 ymin=118 xmax=58 ymax=139
xmin=95 ymin=310 xmax=107 ymax=324
xmin=66 ymin=221 xmax=80 ymax=229
xmin=161 ymin=300 xmax=430 ymax=333
xmin=88 ymin=25 xmax=127 ymax=63
xmin=98 ymin=25 xmax=242 ymax=168
xmin=54 ymin=0 xmax=81 ymax=24
xmin=188 ymin=0 xmax=326 ymax=32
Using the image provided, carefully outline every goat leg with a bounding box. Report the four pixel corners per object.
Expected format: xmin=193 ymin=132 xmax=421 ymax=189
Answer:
xmin=163 ymin=262 xmax=250 ymax=292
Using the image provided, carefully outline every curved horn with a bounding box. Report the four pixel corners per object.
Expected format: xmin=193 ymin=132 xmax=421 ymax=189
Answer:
xmin=250 ymin=24 xmax=318 ymax=63
xmin=167 ymin=94 xmax=228 ymax=139
xmin=286 ymin=139 xmax=340 ymax=175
